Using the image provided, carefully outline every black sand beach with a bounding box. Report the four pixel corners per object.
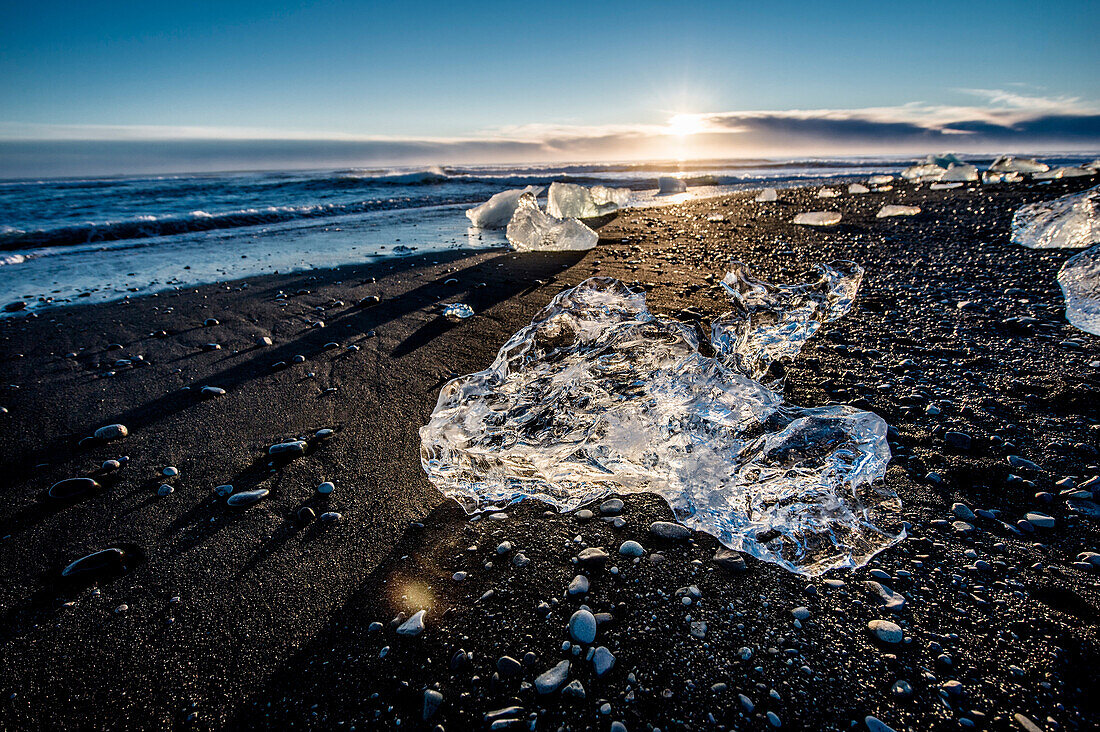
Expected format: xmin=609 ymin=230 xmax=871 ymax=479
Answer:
xmin=2 ymin=179 xmax=1098 ymax=731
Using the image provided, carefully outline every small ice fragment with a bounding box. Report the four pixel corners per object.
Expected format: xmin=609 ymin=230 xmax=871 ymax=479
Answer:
xmin=876 ymin=205 xmax=921 ymax=218
xmin=940 ymin=163 xmax=979 ymax=182
xmin=792 ymin=212 xmax=842 ymax=226
xmin=848 ymin=183 xmax=870 ymax=194
xmin=1002 ymin=171 xmax=1023 ymax=183
xmin=547 ymin=182 xmax=630 ymax=218
xmin=420 ymin=268 xmax=898 ymax=576
xmin=466 ymin=186 xmax=544 ymax=229
xmin=989 ymin=156 xmax=1049 ymax=174
xmin=505 ymin=192 xmax=598 ymax=252
xmin=867 ymin=175 xmax=894 ymax=185
xmin=658 ymin=177 xmax=687 ymax=194
xmin=1041 ymin=166 xmax=1094 ymax=179
xmin=981 ymin=171 xmax=1003 ymax=184
xmin=929 ymin=182 xmax=962 ymax=190
xmin=755 ymin=188 xmax=778 ymax=202
xmin=817 ymin=187 xmax=840 ymax=198
xmin=1011 ymin=186 xmax=1098 ymax=249
xmin=442 ymin=303 xmax=474 ymax=321
xmin=1058 ymin=245 xmax=1100 ymax=335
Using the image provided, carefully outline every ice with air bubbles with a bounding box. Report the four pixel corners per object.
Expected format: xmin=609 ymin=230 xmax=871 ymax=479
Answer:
xmin=420 ymin=264 xmax=900 ymax=576
xmin=1011 ymin=186 xmax=1098 ymax=249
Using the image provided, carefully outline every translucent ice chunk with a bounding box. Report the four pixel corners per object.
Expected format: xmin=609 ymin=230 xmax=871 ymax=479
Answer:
xmin=712 ymin=261 xmax=864 ymax=381
xmin=848 ymin=183 xmax=870 ymax=194
xmin=989 ymin=156 xmax=1049 ymax=174
xmin=547 ymin=182 xmax=631 ymax=218
xmin=877 ymin=205 xmax=921 ymax=218
xmin=755 ymin=188 xmax=778 ymax=202
xmin=506 ymin=192 xmax=598 ymax=252
xmin=467 ymin=186 xmax=545 ymax=229
xmin=792 ymin=212 xmax=842 ymax=226
xmin=929 ymin=182 xmax=962 ymax=190
xmin=817 ymin=187 xmax=840 ymax=198
xmin=940 ymin=163 xmax=979 ymax=182
xmin=591 ymin=185 xmax=633 ymax=208
xmin=867 ymin=175 xmax=894 ymax=185
xmin=658 ymin=177 xmax=687 ymax=194
xmin=420 ymin=270 xmax=899 ymax=576
xmin=901 ymin=164 xmax=945 ymax=182
xmin=442 ymin=303 xmax=474 ymax=321
xmin=1011 ymin=186 xmax=1098 ymax=249
xmin=1058 ymin=245 xmax=1100 ymax=335
xmin=1041 ymin=166 xmax=1095 ymax=179
xmin=981 ymin=172 xmax=1003 ymax=184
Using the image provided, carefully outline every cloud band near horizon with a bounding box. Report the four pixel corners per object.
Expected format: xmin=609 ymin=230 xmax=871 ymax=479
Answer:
xmin=2 ymin=99 xmax=1098 ymax=177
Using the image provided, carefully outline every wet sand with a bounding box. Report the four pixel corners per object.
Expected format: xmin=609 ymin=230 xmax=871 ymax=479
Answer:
xmin=1 ymin=177 xmax=1098 ymax=730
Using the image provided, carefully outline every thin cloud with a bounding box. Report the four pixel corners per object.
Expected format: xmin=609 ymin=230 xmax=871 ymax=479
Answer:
xmin=955 ymin=88 xmax=1088 ymax=111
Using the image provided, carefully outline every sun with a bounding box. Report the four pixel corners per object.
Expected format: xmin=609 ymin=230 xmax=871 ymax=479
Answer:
xmin=666 ymin=113 xmax=707 ymax=136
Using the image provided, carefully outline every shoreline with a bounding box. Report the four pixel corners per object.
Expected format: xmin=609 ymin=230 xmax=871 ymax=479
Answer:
xmin=2 ymin=177 xmax=1099 ymax=730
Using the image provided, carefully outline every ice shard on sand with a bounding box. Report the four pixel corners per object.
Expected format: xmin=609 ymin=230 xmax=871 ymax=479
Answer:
xmin=420 ymin=264 xmax=899 ymax=576
xmin=466 ymin=185 xmax=545 ymax=229
xmin=505 ymin=192 xmax=598 ymax=252
xmin=546 ymin=182 xmax=631 ymax=219
xmin=1011 ymin=186 xmax=1098 ymax=249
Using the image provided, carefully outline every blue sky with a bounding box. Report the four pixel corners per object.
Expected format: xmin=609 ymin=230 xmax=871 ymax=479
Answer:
xmin=1 ymin=0 xmax=1098 ymax=174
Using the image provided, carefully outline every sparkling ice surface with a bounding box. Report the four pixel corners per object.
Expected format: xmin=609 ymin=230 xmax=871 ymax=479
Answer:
xmin=1011 ymin=186 xmax=1099 ymax=249
xmin=420 ymin=265 xmax=899 ymax=575
xmin=1058 ymin=245 xmax=1100 ymax=335
xmin=505 ymin=193 xmax=598 ymax=252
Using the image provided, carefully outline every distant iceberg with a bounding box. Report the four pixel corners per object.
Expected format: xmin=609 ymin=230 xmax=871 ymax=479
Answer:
xmin=658 ymin=177 xmax=687 ymax=194
xmin=467 ymin=185 xmax=544 ymax=229
xmin=506 ymin=192 xmax=598 ymax=251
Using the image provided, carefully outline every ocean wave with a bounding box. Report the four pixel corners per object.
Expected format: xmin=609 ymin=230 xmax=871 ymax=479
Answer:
xmin=0 ymin=199 xmax=447 ymax=250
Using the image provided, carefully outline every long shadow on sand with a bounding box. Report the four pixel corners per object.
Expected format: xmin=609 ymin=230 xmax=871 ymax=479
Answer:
xmin=1 ymin=248 xmax=586 ymax=504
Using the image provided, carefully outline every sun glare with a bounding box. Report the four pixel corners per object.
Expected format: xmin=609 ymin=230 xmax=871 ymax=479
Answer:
xmin=666 ymin=113 xmax=706 ymax=136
